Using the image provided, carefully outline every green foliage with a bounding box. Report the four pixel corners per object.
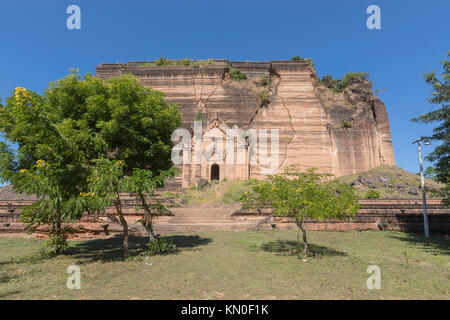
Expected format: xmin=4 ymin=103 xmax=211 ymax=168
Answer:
xmin=291 ymin=56 xmax=315 ymax=67
xmin=258 ymin=92 xmax=270 ymax=106
xmin=319 ymin=75 xmax=339 ymax=88
xmin=240 ymin=166 xmax=359 ymax=255
xmin=260 ymin=75 xmax=269 ymax=86
xmin=148 ymin=237 xmax=177 ymax=255
xmin=241 ymin=165 xmax=360 ymax=221
xmin=364 ymin=190 xmax=380 ymax=199
xmin=320 ymin=73 xmax=370 ymax=92
xmin=155 ymin=56 xmax=170 ymax=66
xmin=0 ymin=72 xmax=95 ymax=236
xmin=229 ymin=67 xmax=247 ymax=80
xmin=0 ymin=71 xmax=182 ymax=256
xmin=141 ymin=58 xmax=224 ymax=67
xmin=40 ymin=232 xmax=70 ymax=257
xmin=374 ymin=88 xmax=388 ymax=97
xmin=336 ymin=72 xmax=370 ymax=91
xmin=424 ymin=166 xmax=438 ymax=180
xmin=341 ymin=120 xmax=352 ymax=129
xmin=411 ymin=51 xmax=449 ymax=204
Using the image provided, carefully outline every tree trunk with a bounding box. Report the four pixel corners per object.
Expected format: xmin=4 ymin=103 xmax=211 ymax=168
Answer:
xmin=138 ymin=191 xmax=156 ymax=243
xmin=114 ymin=193 xmax=129 ymax=258
xmin=295 ymin=216 xmax=309 ymax=255
xmin=145 ymin=225 xmax=156 ymax=242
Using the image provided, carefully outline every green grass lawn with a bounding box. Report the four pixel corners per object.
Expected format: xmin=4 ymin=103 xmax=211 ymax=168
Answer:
xmin=0 ymin=230 xmax=448 ymax=299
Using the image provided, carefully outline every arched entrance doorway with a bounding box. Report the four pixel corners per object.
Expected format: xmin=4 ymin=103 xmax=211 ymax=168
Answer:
xmin=210 ymin=164 xmax=220 ymax=181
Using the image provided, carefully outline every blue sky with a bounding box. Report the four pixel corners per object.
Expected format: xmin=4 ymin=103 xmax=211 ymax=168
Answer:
xmin=0 ymin=0 xmax=448 ymax=184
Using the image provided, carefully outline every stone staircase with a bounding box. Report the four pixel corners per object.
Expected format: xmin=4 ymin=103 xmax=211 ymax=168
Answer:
xmin=153 ymin=203 xmax=273 ymax=234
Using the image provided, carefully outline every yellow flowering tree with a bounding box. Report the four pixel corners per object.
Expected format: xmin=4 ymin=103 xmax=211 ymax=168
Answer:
xmin=0 ymin=84 xmax=90 ymax=255
xmin=1 ymin=71 xmax=181 ymax=258
xmin=240 ymin=165 xmax=360 ymax=255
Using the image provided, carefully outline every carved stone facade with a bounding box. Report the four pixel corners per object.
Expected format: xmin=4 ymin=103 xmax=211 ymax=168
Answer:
xmin=96 ymin=60 xmax=396 ymax=188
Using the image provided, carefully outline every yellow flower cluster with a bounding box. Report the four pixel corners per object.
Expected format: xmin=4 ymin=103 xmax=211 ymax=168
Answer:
xmin=296 ymin=187 xmax=302 ymax=193
xmin=36 ymin=159 xmax=49 ymax=169
xmin=19 ymin=169 xmax=28 ymax=173
xmin=14 ymin=87 xmax=32 ymax=103
xmin=80 ymin=192 xmax=95 ymax=198
xmin=116 ymin=160 xmax=125 ymax=166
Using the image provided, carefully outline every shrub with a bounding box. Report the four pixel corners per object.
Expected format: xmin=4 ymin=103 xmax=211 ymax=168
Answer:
xmin=181 ymin=57 xmax=191 ymax=66
xmin=336 ymin=72 xmax=369 ymax=92
xmin=365 ymin=190 xmax=380 ymax=199
xmin=341 ymin=120 xmax=352 ymax=129
xmin=148 ymin=237 xmax=177 ymax=255
xmin=229 ymin=67 xmax=247 ymax=80
xmin=258 ymin=92 xmax=270 ymax=106
xmin=155 ymin=56 xmax=170 ymax=66
xmin=320 ymin=72 xmax=369 ymax=92
xmin=320 ymin=75 xmax=339 ymax=88
xmin=291 ymin=56 xmax=314 ymax=67
xmin=40 ymin=232 xmax=70 ymax=257
xmin=260 ymin=75 xmax=269 ymax=86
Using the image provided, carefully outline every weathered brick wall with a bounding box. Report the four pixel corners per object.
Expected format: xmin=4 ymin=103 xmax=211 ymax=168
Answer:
xmin=95 ymin=60 xmax=396 ymax=187
xmin=233 ymin=199 xmax=450 ymax=235
xmin=2 ymin=198 xmax=449 ymax=235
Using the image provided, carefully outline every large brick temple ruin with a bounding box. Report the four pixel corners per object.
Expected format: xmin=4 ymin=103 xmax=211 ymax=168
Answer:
xmin=96 ymin=60 xmax=395 ymax=188
xmin=2 ymin=60 xmax=449 ymax=236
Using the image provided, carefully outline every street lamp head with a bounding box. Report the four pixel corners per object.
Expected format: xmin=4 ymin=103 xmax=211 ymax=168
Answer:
xmin=412 ymin=138 xmax=431 ymax=145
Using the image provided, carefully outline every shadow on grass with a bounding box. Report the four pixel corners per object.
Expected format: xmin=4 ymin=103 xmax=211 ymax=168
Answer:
xmin=389 ymin=233 xmax=450 ymax=256
xmin=0 ymin=271 xmax=18 ymax=284
xmin=260 ymin=240 xmax=347 ymax=259
xmin=0 ymin=290 xmax=21 ymax=299
xmin=0 ymin=253 xmax=48 ymax=266
xmin=70 ymin=234 xmax=213 ymax=263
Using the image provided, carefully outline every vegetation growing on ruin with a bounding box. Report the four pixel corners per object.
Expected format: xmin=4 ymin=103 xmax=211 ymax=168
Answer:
xmin=291 ymin=56 xmax=315 ymax=67
xmin=364 ymin=190 xmax=380 ymax=199
xmin=319 ymin=72 xmax=370 ymax=93
xmin=317 ymin=84 xmax=355 ymax=110
xmin=260 ymin=75 xmax=269 ymax=86
xmin=341 ymin=119 xmax=352 ymax=128
xmin=337 ymin=165 xmax=444 ymax=199
xmin=170 ymin=165 xmax=445 ymax=204
xmin=258 ymin=92 xmax=270 ymax=107
xmin=140 ymin=57 xmax=226 ymax=67
xmin=228 ymin=66 xmax=247 ymax=80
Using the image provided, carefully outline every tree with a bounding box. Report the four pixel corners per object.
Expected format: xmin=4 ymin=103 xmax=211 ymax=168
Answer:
xmin=88 ymin=159 xmax=177 ymax=257
xmin=411 ymin=51 xmax=449 ymax=203
xmin=81 ymin=73 xmax=181 ymax=257
xmin=0 ymin=86 xmax=89 ymax=253
xmin=240 ymin=166 xmax=360 ymax=255
xmin=0 ymin=72 xmax=182 ymax=257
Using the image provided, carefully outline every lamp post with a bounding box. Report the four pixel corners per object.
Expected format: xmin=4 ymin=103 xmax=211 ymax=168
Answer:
xmin=412 ymin=138 xmax=430 ymax=238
